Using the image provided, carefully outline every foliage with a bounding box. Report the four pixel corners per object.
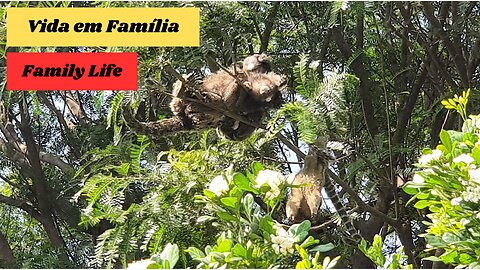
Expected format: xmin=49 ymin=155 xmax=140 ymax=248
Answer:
xmin=359 ymin=235 xmax=412 ymax=269
xmin=186 ymin=164 xmax=337 ymax=269
xmin=126 ymin=244 xmax=179 ymax=269
xmin=280 ymin=54 xmax=351 ymax=144
xmin=2 ymin=1 xmax=480 ymax=268
xmin=73 ymin=134 xmax=223 ymax=268
xmin=404 ymin=91 xmax=480 ymax=268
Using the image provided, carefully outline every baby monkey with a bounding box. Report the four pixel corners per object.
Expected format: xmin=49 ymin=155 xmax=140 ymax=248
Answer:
xmin=218 ymin=54 xmax=286 ymax=140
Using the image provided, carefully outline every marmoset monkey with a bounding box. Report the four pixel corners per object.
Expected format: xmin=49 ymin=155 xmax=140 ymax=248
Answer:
xmin=217 ymin=54 xmax=285 ymax=140
xmin=125 ymin=54 xmax=285 ymax=140
xmin=286 ymin=139 xmax=328 ymax=223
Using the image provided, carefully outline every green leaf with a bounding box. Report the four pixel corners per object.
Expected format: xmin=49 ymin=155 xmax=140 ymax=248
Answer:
xmin=440 ymin=130 xmax=452 ymax=152
xmin=300 ymin=236 xmax=319 ymax=249
xmin=298 ymin=246 xmax=309 ymax=260
xmin=297 ymin=220 xmax=311 ymax=234
xmin=159 ymin=243 xmax=179 ymax=269
xmin=217 ymin=239 xmax=232 ymax=253
xmin=203 ymin=189 xmax=217 ymax=200
xmin=459 ymin=253 xmax=474 ymax=264
xmin=423 ymin=256 xmax=442 ymax=262
xmin=186 ymin=247 xmax=205 ymax=262
xmin=217 ymin=212 xmax=238 ymax=221
xmin=220 ymin=197 xmax=238 ymax=208
xmin=233 ymin=173 xmax=257 ymax=193
xmin=416 ymin=192 xmax=430 ymax=199
xmin=414 ymin=200 xmax=431 ymax=209
xmin=289 ymin=220 xmax=311 ymax=242
xmin=241 ymin=193 xmax=254 ymax=220
xmin=471 ymin=146 xmax=480 ymax=163
xmin=259 ymin=215 xmax=274 ymax=234
xmin=232 ymin=244 xmax=247 ymax=258
xmin=115 ymin=163 xmax=130 ymax=176
xmin=146 ymin=262 xmax=162 ymax=269
xmin=439 ymin=250 xmax=458 ymax=264
xmin=403 ymin=184 xmax=420 ymax=195
xmin=310 ymin=242 xmax=335 ymax=253
xmin=447 ymin=130 xmax=464 ymax=142
xmin=295 ymin=261 xmax=307 ymax=269
xmin=252 ymin=162 xmax=264 ymax=175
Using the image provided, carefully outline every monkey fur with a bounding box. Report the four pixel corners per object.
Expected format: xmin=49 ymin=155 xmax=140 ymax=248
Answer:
xmin=217 ymin=54 xmax=285 ymax=140
xmin=286 ymin=140 xmax=328 ymax=223
xmin=125 ymin=54 xmax=285 ymax=141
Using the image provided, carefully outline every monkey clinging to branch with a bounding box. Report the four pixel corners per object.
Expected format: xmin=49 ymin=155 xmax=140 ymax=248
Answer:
xmin=124 ymin=54 xmax=286 ymax=141
xmin=286 ymin=138 xmax=328 ymax=223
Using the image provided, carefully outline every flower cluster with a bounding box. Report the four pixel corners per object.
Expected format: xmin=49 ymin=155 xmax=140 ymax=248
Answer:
xmin=418 ymin=149 xmax=442 ymax=165
xmin=207 ymin=175 xmax=230 ymax=197
xmin=462 ymin=185 xmax=480 ymax=204
xmin=254 ymin=170 xmax=286 ymax=200
xmin=271 ymin=224 xmax=295 ymax=255
xmin=453 ymin=154 xmax=474 ymax=165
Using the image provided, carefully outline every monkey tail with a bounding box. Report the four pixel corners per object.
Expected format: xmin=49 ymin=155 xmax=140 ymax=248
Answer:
xmin=123 ymin=106 xmax=192 ymax=138
xmin=323 ymin=176 xmax=362 ymax=244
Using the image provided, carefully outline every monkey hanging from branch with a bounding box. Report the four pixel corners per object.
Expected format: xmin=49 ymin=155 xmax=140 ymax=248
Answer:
xmin=123 ymin=54 xmax=287 ymax=141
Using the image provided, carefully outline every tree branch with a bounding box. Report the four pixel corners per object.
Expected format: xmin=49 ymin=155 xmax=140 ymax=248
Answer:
xmin=260 ymin=2 xmax=280 ymax=53
xmin=423 ymin=2 xmax=469 ymax=87
xmin=0 ymin=230 xmax=15 ymax=267
xmin=327 ymin=171 xmax=402 ymax=230
xmin=331 ymin=25 xmax=378 ymax=137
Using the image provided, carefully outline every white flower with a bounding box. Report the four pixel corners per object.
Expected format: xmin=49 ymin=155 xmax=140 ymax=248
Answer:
xmin=341 ymin=0 xmax=349 ymax=11
xmin=451 ymin=197 xmax=462 ymax=206
xmin=469 ymin=169 xmax=480 ymax=184
xmin=271 ymin=225 xmax=295 ymax=255
xmin=453 ymin=154 xmax=474 ymax=165
xmin=412 ymin=174 xmax=425 ymax=184
xmin=255 ymin=170 xmax=285 ymax=188
xmin=309 ymin=60 xmax=320 ymax=69
xmin=207 ymin=175 xmax=230 ymax=197
xmin=460 ymin=218 xmax=470 ymax=226
xmin=462 ymin=186 xmax=480 ymax=203
xmin=418 ymin=150 xmax=442 ymax=165
xmin=255 ymin=170 xmax=286 ymax=200
xmin=127 ymin=259 xmax=156 ymax=270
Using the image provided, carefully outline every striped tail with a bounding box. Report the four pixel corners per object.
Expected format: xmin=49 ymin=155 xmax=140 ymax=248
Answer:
xmin=323 ymin=175 xmax=362 ymax=245
xmin=123 ymin=106 xmax=192 ymax=138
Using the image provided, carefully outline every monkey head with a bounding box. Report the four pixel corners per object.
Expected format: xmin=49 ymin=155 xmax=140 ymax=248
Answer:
xmin=244 ymin=72 xmax=287 ymax=106
xmin=242 ymin=53 xmax=272 ymax=75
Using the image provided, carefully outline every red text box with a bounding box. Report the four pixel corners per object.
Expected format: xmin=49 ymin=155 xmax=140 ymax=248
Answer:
xmin=7 ymin=52 xmax=138 ymax=90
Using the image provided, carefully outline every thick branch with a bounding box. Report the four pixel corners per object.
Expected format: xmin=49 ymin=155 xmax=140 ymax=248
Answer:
xmin=331 ymin=26 xmax=378 ymax=137
xmin=0 ymin=194 xmax=41 ymax=220
xmin=260 ymin=2 xmax=280 ymax=53
xmin=396 ymin=2 xmax=458 ymax=89
xmin=37 ymin=92 xmax=76 ymax=130
xmin=467 ymin=38 xmax=480 ymax=81
xmin=392 ymin=62 xmax=427 ymax=146
xmin=423 ymin=2 xmax=469 ymax=87
xmin=0 ymin=230 xmax=15 ymax=267
xmin=18 ymin=99 xmax=53 ymax=217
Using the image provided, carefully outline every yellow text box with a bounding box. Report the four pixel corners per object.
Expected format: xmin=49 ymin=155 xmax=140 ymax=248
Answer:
xmin=7 ymin=8 xmax=199 ymax=47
